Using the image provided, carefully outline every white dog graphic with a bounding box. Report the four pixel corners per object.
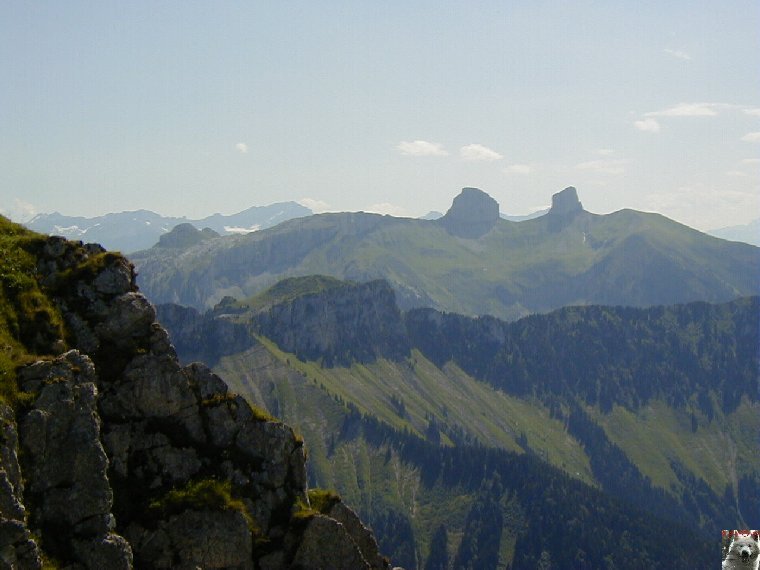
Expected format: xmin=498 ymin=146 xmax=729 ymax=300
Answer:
xmin=723 ymin=531 xmax=760 ymax=570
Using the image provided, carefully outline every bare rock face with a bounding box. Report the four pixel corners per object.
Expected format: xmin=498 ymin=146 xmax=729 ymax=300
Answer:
xmin=289 ymin=515 xmax=371 ymax=569
xmin=125 ymin=509 xmax=253 ymax=569
xmin=326 ymin=501 xmax=388 ymax=570
xmin=439 ymin=187 xmax=500 ymax=238
xmin=0 ymin=404 xmax=42 ymax=570
xmin=17 ymin=350 xmax=132 ymax=569
xmin=546 ymin=186 xmax=585 ymax=231
xmin=0 ymin=234 xmax=391 ymax=569
xmin=251 ymin=279 xmax=410 ymax=367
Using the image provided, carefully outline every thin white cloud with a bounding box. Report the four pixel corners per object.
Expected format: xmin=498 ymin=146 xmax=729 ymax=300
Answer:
xmin=634 ymin=118 xmax=661 ymax=132
xmin=664 ymin=48 xmax=691 ymax=61
xmin=365 ymin=202 xmax=408 ymax=217
xmin=645 ymin=185 xmax=758 ymax=231
xmin=595 ymin=148 xmax=615 ymax=156
xmin=575 ymin=159 xmax=629 ymax=175
xmin=726 ymin=170 xmax=748 ymax=178
xmin=459 ymin=143 xmax=503 ymax=161
xmin=740 ymin=158 xmax=760 ymax=164
xmin=396 ymin=140 xmax=449 ymax=157
xmin=635 ymin=102 xmax=760 ymax=132
xmin=0 ymin=198 xmax=37 ymax=223
xmin=503 ymin=163 xmax=533 ymax=174
xmin=741 ymin=132 xmax=760 ymax=142
xmin=235 ymin=142 xmax=248 ymax=154
xmin=645 ymin=102 xmax=722 ymax=117
xmin=298 ymin=198 xmax=331 ymax=213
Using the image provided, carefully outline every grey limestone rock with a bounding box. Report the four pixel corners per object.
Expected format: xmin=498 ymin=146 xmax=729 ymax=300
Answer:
xmin=126 ymin=509 xmax=252 ymax=570
xmin=17 ymin=351 xmax=132 ymax=569
xmin=0 ymin=405 xmax=42 ymax=570
xmin=550 ymin=186 xmax=583 ymax=216
xmin=327 ymin=501 xmax=388 ymax=570
xmin=251 ymin=278 xmax=409 ymax=367
xmin=440 ymin=187 xmax=500 ymax=239
xmin=94 ymin=292 xmax=156 ymax=348
xmin=546 ymin=186 xmax=585 ymax=231
xmin=290 ymin=514 xmax=372 ymax=570
xmin=100 ymin=352 xmax=197 ymax=421
xmin=92 ymin=257 xmax=134 ymax=296
xmin=72 ymin=533 xmax=133 ymax=570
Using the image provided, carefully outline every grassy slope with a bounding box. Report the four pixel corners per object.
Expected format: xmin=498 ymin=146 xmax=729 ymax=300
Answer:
xmin=215 ymin=341 xmax=521 ymax=562
xmin=591 ymin=398 xmax=760 ymax=495
xmin=218 ymin=338 xmax=594 ymax=485
xmin=0 ymin=216 xmax=65 ymax=404
xmin=215 ymin=332 xmax=759 ymax=560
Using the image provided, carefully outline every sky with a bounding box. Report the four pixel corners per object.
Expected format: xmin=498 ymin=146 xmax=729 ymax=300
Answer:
xmin=1 ymin=1 xmax=759 ymax=231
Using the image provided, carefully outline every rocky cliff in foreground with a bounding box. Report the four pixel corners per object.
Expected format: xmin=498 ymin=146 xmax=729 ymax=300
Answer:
xmin=0 ymin=222 xmax=390 ymax=569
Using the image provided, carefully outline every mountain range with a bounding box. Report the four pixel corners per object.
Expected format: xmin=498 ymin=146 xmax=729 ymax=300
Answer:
xmin=25 ymin=201 xmax=312 ymax=253
xmin=155 ymin=275 xmax=758 ymax=567
xmin=8 ymin=183 xmax=758 ymax=568
xmin=130 ymin=186 xmax=760 ymax=321
xmin=709 ymin=218 xmax=760 ymax=247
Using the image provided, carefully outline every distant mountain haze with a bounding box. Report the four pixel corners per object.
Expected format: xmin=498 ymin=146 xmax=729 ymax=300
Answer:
xmin=709 ymin=218 xmax=760 ymax=246
xmin=25 ymin=201 xmax=312 ymax=253
xmin=130 ymin=186 xmax=760 ymax=320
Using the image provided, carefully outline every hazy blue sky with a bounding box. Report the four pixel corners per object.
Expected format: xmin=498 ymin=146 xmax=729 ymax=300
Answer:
xmin=2 ymin=1 xmax=758 ymax=230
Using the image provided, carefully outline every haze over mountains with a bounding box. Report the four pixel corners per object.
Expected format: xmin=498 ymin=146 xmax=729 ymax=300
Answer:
xmin=130 ymin=186 xmax=760 ymax=321
xmin=709 ymin=218 xmax=760 ymax=247
xmin=25 ymin=201 xmax=312 ymax=253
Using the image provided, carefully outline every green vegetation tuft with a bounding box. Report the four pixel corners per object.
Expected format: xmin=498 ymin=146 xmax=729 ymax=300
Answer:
xmin=53 ymin=251 xmax=123 ymax=295
xmin=148 ymin=478 xmax=256 ymax=531
xmin=291 ymin=488 xmax=341 ymax=522
xmin=250 ymin=403 xmax=278 ymax=423
xmin=238 ymin=275 xmax=353 ymax=310
xmin=307 ymin=488 xmax=341 ymax=514
xmin=0 ymin=216 xmax=66 ymax=406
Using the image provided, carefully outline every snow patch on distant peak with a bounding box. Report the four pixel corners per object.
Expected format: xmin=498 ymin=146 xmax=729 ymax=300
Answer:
xmin=53 ymin=225 xmax=86 ymax=235
xmin=224 ymin=225 xmax=261 ymax=234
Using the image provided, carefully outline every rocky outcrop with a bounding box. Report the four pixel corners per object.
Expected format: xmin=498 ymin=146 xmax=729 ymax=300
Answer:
xmin=18 ymin=350 xmax=132 ymax=569
xmin=0 ymin=404 xmax=42 ymax=569
xmin=546 ymin=186 xmax=584 ymax=231
xmin=251 ymin=279 xmax=410 ymax=367
xmin=0 ymin=234 xmax=392 ymax=569
xmin=439 ymin=187 xmax=500 ymax=238
xmin=155 ymin=303 xmax=253 ymax=366
xmin=155 ymin=223 xmax=220 ymax=249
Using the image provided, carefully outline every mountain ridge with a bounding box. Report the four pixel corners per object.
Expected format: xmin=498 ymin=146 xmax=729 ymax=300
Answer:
xmin=709 ymin=217 xmax=760 ymax=246
xmin=25 ymin=201 xmax=312 ymax=253
xmin=131 ymin=187 xmax=760 ymax=320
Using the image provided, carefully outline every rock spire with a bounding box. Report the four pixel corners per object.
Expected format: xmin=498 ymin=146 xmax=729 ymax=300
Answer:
xmin=440 ymin=187 xmax=500 ymax=238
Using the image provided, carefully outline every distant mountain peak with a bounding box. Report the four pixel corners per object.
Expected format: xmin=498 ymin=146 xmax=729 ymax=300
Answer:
xmin=155 ymin=222 xmax=220 ymax=249
xmin=550 ymin=186 xmax=583 ymax=214
xmin=546 ymin=186 xmax=584 ymax=230
xmin=440 ymin=187 xmax=500 ymax=238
